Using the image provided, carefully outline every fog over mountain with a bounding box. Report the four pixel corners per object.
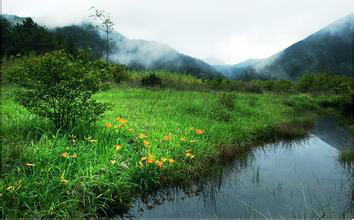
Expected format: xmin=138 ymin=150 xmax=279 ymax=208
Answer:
xmin=234 ymin=13 xmax=354 ymax=80
xmin=108 ymin=32 xmax=221 ymax=78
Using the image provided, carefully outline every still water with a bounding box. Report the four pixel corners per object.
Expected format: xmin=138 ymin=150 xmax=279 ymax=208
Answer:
xmin=122 ymin=118 xmax=353 ymax=218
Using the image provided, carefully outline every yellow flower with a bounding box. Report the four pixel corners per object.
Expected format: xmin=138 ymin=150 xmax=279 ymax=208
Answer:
xmin=116 ymin=117 xmax=128 ymax=123
xmin=169 ymin=159 xmax=175 ymax=164
xmin=114 ymin=124 xmax=123 ymax=129
xmin=114 ymin=144 xmax=122 ymax=151
xmin=164 ymin=134 xmax=172 ymax=141
xmin=195 ymin=129 xmax=204 ymax=134
xmin=155 ymin=160 xmax=163 ymax=168
xmin=71 ymin=153 xmax=77 ymax=158
xmin=185 ymin=150 xmax=195 ymax=158
xmin=110 ymin=160 xmax=117 ymax=165
xmin=25 ymin=163 xmax=35 ymax=167
xmin=61 ymin=152 xmax=69 ymax=158
xmin=60 ymin=173 xmax=69 ymax=185
xmin=105 ymin=123 xmax=113 ymax=128
xmin=180 ymin=137 xmax=186 ymax=142
xmin=161 ymin=157 xmax=168 ymax=162
xmin=147 ymin=154 xmax=155 ymax=164
xmin=185 ymin=152 xmax=195 ymax=158
xmin=143 ymin=140 xmax=150 ymax=147
xmin=120 ymin=119 xmax=128 ymax=123
xmin=139 ymin=133 xmax=148 ymax=139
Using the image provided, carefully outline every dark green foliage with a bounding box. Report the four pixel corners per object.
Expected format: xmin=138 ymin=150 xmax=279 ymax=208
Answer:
xmin=141 ymin=73 xmax=162 ymax=87
xmin=296 ymin=72 xmax=353 ymax=94
xmin=53 ymin=25 xmax=106 ymax=58
xmin=111 ymin=63 xmax=128 ymax=83
xmin=7 ymin=50 xmax=113 ymax=130
xmin=217 ymin=92 xmax=236 ymax=111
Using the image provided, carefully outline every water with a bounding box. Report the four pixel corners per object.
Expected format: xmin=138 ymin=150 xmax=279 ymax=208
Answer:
xmin=122 ymin=118 xmax=353 ymax=218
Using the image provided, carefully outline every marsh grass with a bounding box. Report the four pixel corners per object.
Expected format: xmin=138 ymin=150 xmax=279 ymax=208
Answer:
xmin=2 ymin=85 xmax=316 ymax=217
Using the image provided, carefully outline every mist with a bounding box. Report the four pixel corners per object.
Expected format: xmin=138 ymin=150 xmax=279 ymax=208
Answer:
xmin=3 ymin=0 xmax=354 ymax=64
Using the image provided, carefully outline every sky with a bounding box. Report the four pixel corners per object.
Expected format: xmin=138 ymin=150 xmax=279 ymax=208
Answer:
xmin=3 ymin=0 xmax=354 ymax=64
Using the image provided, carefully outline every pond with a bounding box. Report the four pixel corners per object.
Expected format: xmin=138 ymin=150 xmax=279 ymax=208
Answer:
xmin=121 ymin=117 xmax=353 ymax=218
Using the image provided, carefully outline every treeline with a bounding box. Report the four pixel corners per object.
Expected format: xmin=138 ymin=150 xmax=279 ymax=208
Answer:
xmin=1 ymin=16 xmax=105 ymax=59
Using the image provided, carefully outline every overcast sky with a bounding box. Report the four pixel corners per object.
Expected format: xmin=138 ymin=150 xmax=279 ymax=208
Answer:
xmin=3 ymin=0 xmax=354 ymax=64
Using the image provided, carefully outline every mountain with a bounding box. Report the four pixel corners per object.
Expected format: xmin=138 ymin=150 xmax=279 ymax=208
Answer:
xmin=1 ymin=14 xmax=222 ymax=79
xmin=109 ymin=33 xmax=221 ymax=78
xmin=213 ymin=58 xmax=263 ymax=79
xmin=203 ymin=56 xmax=227 ymax=66
xmin=235 ymin=13 xmax=354 ymax=80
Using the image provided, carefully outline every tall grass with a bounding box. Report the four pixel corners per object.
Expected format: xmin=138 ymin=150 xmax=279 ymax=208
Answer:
xmin=2 ymin=85 xmax=314 ymax=217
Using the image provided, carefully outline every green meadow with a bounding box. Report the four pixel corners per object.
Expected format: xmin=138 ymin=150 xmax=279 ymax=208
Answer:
xmin=1 ymin=56 xmax=353 ymax=217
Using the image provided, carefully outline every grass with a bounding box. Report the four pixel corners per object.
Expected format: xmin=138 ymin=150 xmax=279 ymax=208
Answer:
xmin=1 ymin=85 xmax=316 ymax=217
xmin=338 ymin=148 xmax=354 ymax=165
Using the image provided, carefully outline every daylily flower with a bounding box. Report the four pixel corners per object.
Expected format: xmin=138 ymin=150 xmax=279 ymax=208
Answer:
xmin=139 ymin=133 xmax=148 ymax=139
xmin=105 ymin=123 xmax=113 ymax=128
xmin=195 ymin=129 xmax=204 ymax=134
xmin=114 ymin=144 xmax=122 ymax=151
xmin=164 ymin=134 xmax=172 ymax=141
xmin=25 ymin=163 xmax=35 ymax=167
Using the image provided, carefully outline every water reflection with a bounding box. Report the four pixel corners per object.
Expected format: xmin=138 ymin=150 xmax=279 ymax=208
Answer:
xmin=122 ymin=119 xmax=353 ymax=219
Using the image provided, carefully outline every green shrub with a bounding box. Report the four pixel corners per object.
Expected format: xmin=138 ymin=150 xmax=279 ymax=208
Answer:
xmin=296 ymin=72 xmax=353 ymax=94
xmin=111 ymin=63 xmax=128 ymax=83
xmin=141 ymin=73 xmax=162 ymax=87
xmin=7 ymin=50 xmax=113 ymax=131
xmin=217 ymin=92 xmax=236 ymax=110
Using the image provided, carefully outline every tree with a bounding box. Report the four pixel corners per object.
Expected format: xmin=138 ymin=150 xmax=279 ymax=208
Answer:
xmin=8 ymin=50 xmax=113 ymax=131
xmin=89 ymin=7 xmax=115 ymax=65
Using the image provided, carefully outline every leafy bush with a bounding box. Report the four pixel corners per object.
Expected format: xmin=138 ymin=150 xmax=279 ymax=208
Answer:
xmin=217 ymin=92 xmax=236 ymax=110
xmin=8 ymin=50 xmax=113 ymax=131
xmin=111 ymin=63 xmax=128 ymax=83
xmin=141 ymin=73 xmax=162 ymax=87
xmin=296 ymin=72 xmax=353 ymax=94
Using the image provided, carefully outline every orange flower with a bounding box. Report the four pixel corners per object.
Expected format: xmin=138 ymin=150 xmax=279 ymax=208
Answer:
xmin=169 ymin=159 xmax=175 ymax=164
xmin=143 ymin=140 xmax=150 ymax=147
xmin=61 ymin=152 xmax=69 ymax=158
xmin=105 ymin=123 xmax=113 ymax=128
xmin=120 ymin=119 xmax=128 ymax=123
xmin=164 ymin=134 xmax=172 ymax=141
xmin=114 ymin=144 xmax=122 ymax=151
xmin=189 ymin=127 xmax=194 ymax=131
xmin=147 ymin=155 xmax=155 ymax=164
xmin=25 ymin=163 xmax=35 ymax=167
xmin=139 ymin=133 xmax=148 ymax=139
xmin=116 ymin=117 xmax=128 ymax=123
xmin=195 ymin=129 xmax=204 ymax=134
xmin=180 ymin=137 xmax=186 ymax=142
xmin=155 ymin=160 xmax=163 ymax=168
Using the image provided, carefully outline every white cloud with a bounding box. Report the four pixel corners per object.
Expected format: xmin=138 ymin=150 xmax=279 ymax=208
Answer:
xmin=3 ymin=0 xmax=354 ymax=64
